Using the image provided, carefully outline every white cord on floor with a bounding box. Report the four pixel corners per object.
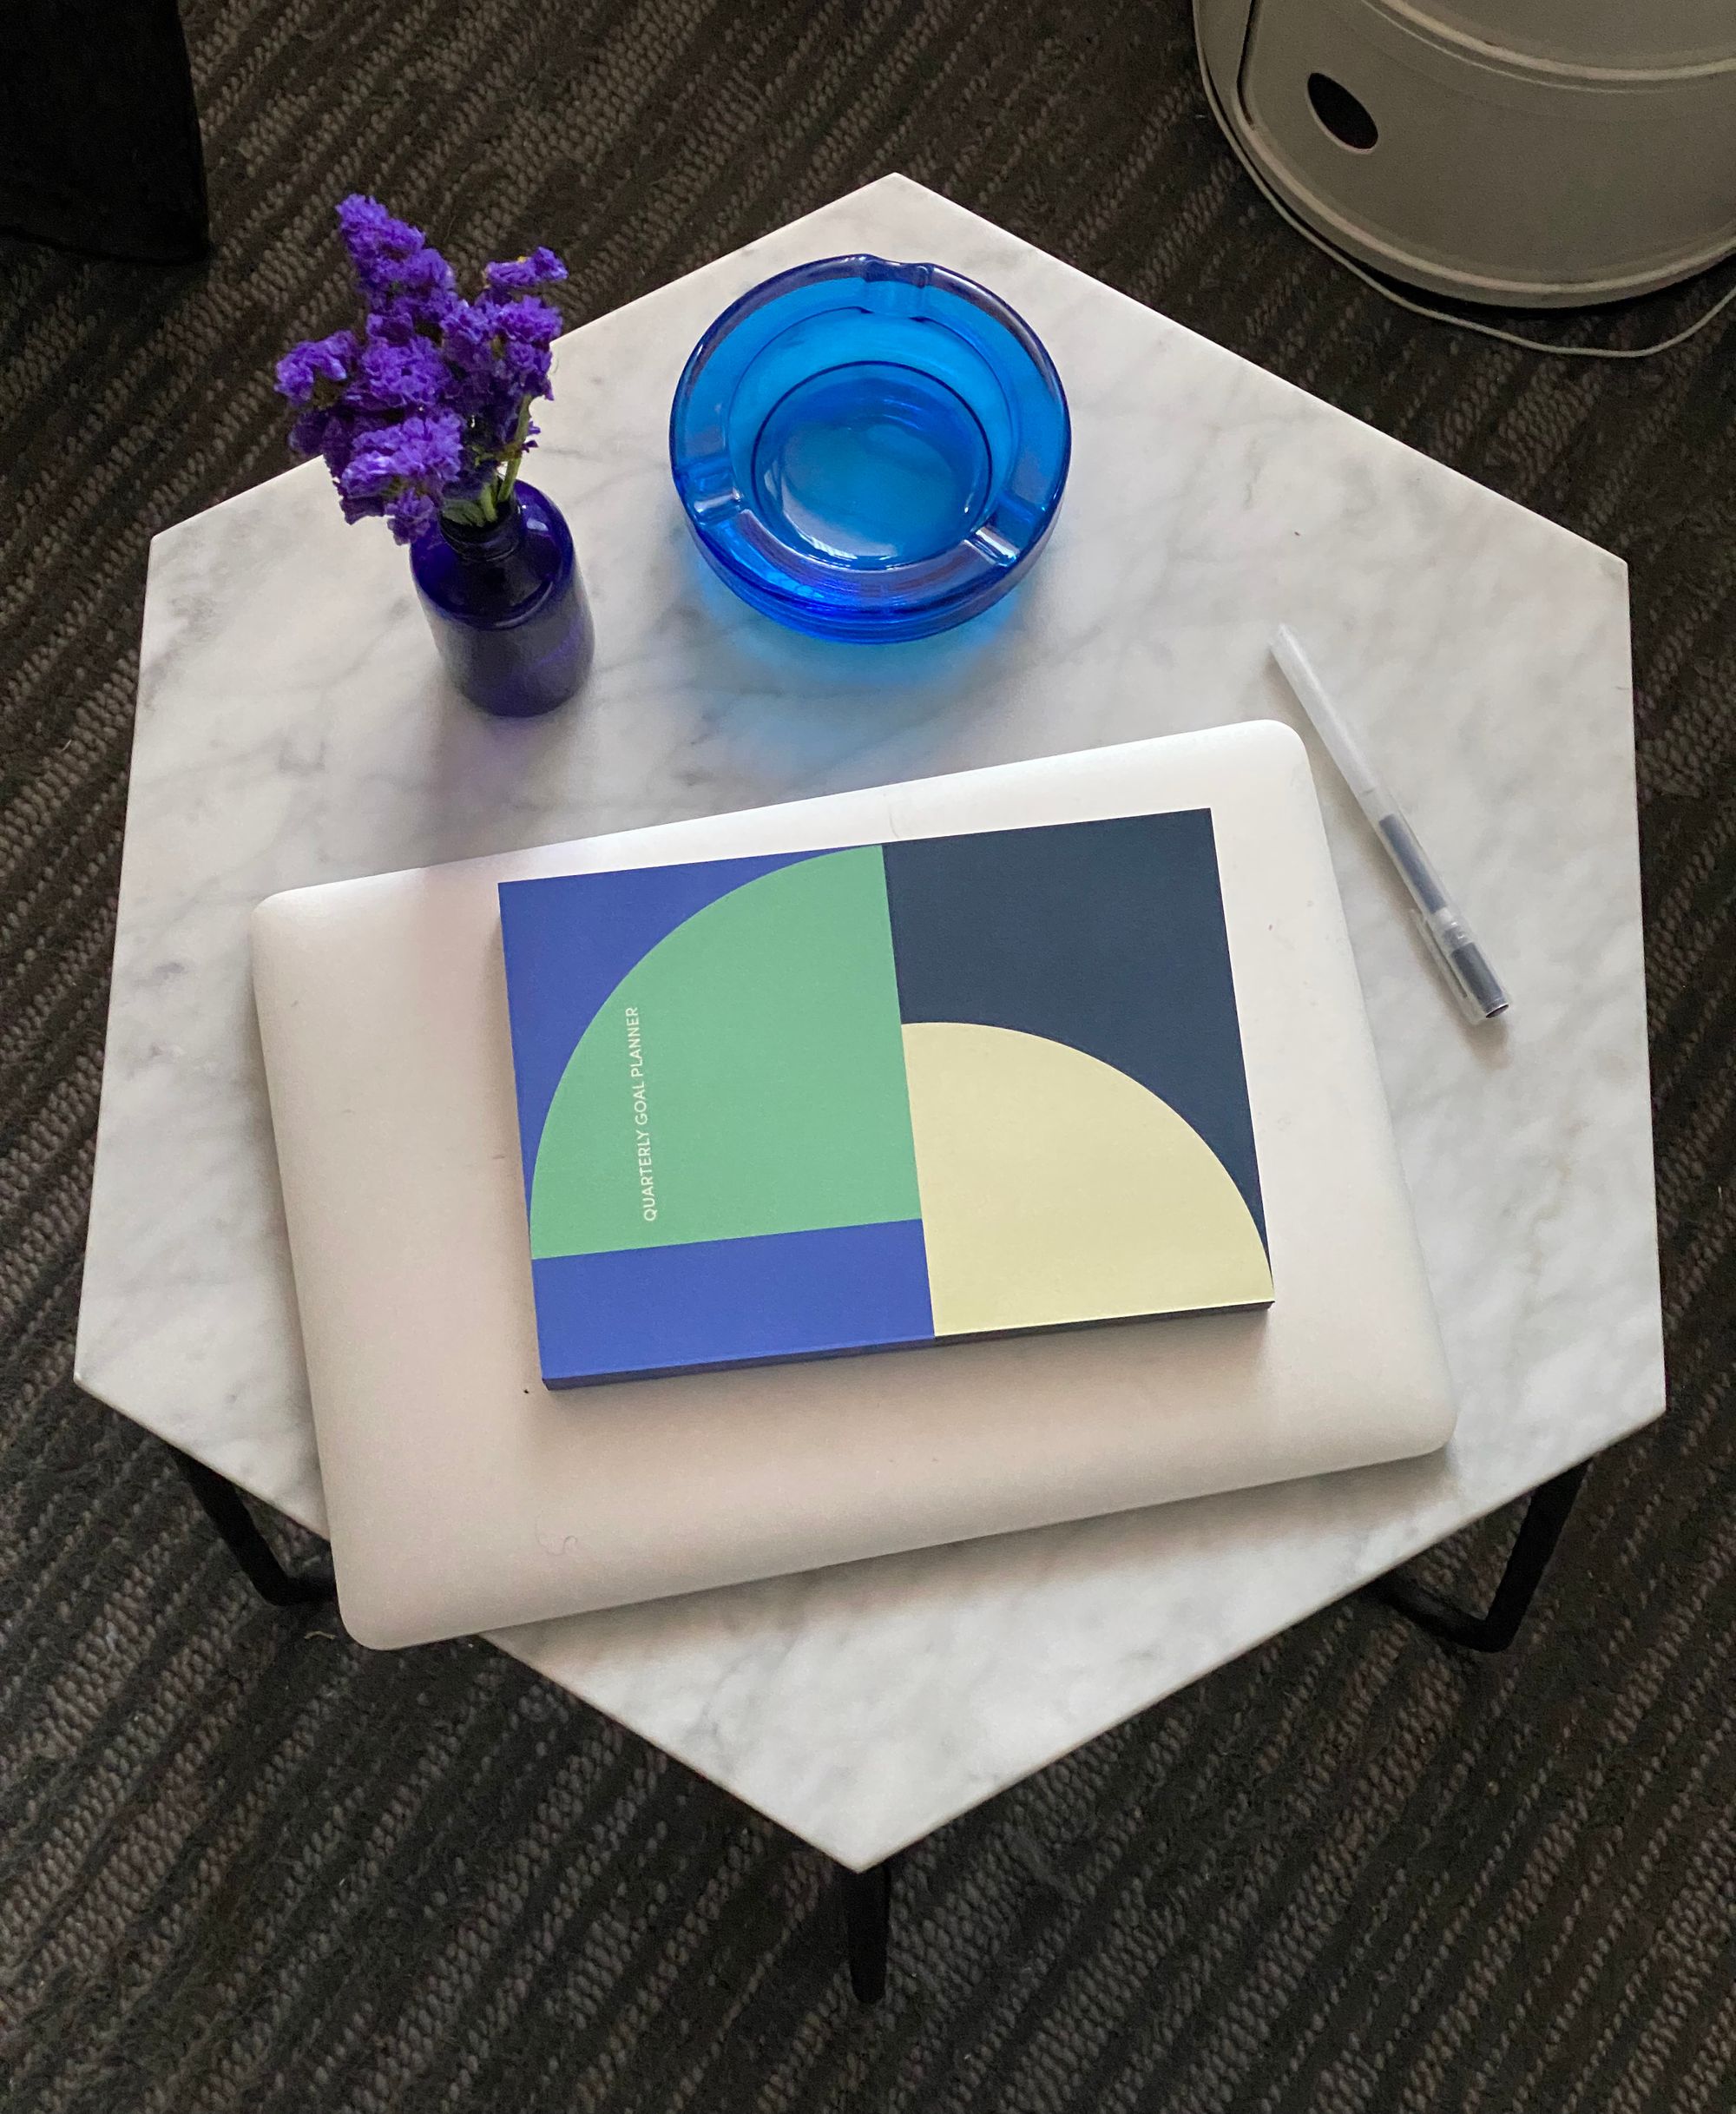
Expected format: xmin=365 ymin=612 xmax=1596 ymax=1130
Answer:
xmin=1191 ymin=5 xmax=1736 ymax=360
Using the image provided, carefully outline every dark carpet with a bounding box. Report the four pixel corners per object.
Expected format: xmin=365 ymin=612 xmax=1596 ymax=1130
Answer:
xmin=3 ymin=3 xmax=1733 ymax=2109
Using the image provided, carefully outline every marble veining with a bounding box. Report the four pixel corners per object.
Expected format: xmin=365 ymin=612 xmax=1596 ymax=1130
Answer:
xmin=76 ymin=176 xmax=1661 ymax=1869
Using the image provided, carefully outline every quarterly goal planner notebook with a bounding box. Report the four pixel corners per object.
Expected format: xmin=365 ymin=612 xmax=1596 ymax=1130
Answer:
xmin=497 ymin=813 xmax=1274 ymax=1386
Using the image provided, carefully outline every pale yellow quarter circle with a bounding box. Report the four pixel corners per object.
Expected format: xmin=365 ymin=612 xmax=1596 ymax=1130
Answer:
xmin=900 ymin=1021 xmax=1273 ymax=1338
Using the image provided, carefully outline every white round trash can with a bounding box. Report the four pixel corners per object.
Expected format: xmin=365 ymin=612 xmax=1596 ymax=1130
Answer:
xmin=1195 ymin=0 xmax=1736 ymax=306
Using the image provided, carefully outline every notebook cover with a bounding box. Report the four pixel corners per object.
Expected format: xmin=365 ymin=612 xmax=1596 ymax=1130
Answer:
xmin=497 ymin=811 xmax=1272 ymax=1386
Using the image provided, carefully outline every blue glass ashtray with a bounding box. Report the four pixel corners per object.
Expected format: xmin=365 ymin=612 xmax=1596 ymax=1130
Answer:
xmin=669 ymin=255 xmax=1070 ymax=642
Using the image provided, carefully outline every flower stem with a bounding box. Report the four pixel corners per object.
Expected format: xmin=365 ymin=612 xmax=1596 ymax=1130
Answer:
xmin=494 ymin=398 xmax=536 ymax=504
xmin=439 ymin=395 xmax=536 ymax=530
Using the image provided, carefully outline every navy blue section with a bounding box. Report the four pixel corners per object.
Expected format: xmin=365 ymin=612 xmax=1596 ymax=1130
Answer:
xmin=496 ymin=849 xmax=825 ymax=1203
xmin=882 ymin=811 xmax=1266 ymax=1246
xmin=530 ymin=1220 xmax=936 ymax=1385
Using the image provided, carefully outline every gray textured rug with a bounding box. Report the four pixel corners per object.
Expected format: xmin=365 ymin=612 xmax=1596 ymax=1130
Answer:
xmin=3 ymin=3 xmax=1734 ymax=2109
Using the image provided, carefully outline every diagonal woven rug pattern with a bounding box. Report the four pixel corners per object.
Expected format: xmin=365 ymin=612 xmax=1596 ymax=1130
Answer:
xmin=3 ymin=3 xmax=1734 ymax=2109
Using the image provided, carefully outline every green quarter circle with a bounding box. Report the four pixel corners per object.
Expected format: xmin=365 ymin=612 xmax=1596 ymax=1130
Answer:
xmin=529 ymin=846 xmax=923 ymax=1257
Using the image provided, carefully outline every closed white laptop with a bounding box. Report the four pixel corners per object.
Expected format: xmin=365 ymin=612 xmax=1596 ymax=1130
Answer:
xmin=252 ymin=721 xmax=1455 ymax=1648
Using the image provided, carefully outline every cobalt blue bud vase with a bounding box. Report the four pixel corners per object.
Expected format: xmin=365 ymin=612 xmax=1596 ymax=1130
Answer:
xmin=411 ymin=482 xmax=593 ymax=718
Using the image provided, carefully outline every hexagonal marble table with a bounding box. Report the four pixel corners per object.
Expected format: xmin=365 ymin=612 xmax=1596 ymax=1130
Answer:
xmin=78 ymin=177 xmax=1661 ymax=1875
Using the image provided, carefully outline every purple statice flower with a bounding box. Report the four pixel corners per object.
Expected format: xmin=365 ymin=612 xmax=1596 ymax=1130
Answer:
xmin=278 ymin=195 xmax=568 ymax=539
xmin=335 ymin=195 xmax=426 ymax=294
xmin=337 ymin=410 xmax=466 ymax=543
xmin=396 ymin=244 xmax=457 ymax=299
xmin=339 ymin=194 xmax=459 ymax=344
xmin=352 ymin=333 xmax=449 ymax=412
xmin=336 ymin=194 xmax=419 ymax=252
xmin=274 ymin=328 xmax=358 ymax=405
xmin=483 ymin=247 xmax=567 ymax=293
xmin=443 ymin=293 xmax=560 ymax=428
xmin=496 ymin=293 xmax=562 ymax=363
xmin=365 ymin=248 xmax=462 ymax=346
xmin=366 ymin=289 xmax=464 ymax=351
xmin=286 ymin=401 xmax=365 ymax=477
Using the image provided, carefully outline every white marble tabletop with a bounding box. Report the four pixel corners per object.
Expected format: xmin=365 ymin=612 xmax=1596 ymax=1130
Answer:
xmin=77 ymin=176 xmax=1662 ymax=1870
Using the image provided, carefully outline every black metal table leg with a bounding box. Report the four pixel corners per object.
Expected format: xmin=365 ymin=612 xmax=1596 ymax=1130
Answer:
xmin=168 ymin=1445 xmax=334 ymax=1607
xmin=1368 ymin=1462 xmax=1589 ymax=1652
xmin=836 ymin=1858 xmax=894 ymax=2003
